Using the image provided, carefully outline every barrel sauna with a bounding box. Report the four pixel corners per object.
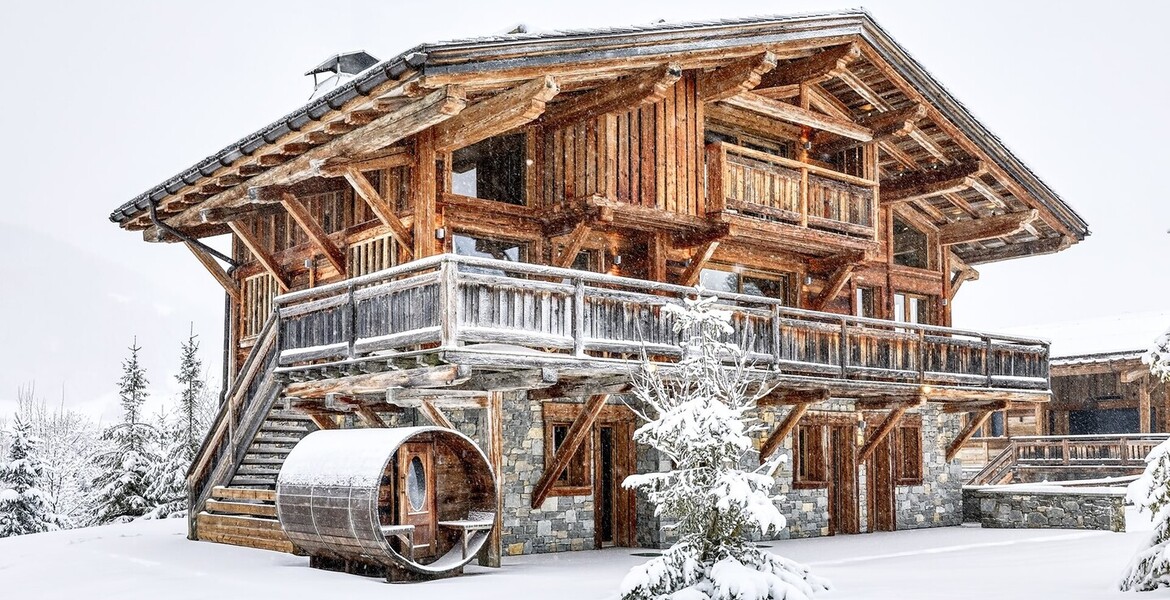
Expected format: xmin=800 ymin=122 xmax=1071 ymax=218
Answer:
xmin=275 ymin=427 xmax=497 ymax=581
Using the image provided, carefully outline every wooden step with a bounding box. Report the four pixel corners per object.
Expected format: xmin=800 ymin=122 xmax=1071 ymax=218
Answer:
xmin=247 ymin=445 xmax=294 ymax=456
xmin=241 ymin=456 xmax=287 ymax=466
xmin=230 ymin=476 xmax=277 ymax=487
xmin=211 ymin=486 xmax=276 ymax=502
xmin=260 ymin=423 xmax=312 ymax=434
xmin=196 ymin=511 xmax=293 ymax=554
xmin=236 ymin=463 xmax=281 ymax=475
xmin=251 ymin=435 xmax=304 ymax=445
xmin=206 ymin=499 xmax=278 ymax=519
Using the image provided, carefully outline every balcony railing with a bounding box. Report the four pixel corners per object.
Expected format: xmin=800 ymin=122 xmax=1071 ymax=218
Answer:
xmin=273 ymin=255 xmax=1049 ymax=392
xmin=707 ymin=141 xmax=878 ymax=240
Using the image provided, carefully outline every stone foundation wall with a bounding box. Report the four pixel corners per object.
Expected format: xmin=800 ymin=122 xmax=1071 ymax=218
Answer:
xmin=895 ymin=404 xmax=964 ymax=530
xmin=964 ymin=486 xmax=1126 ymax=532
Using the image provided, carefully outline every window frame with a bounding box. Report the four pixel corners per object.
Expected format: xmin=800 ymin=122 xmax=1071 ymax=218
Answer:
xmin=450 ymin=132 xmax=528 ymax=206
xmin=698 ymin=265 xmax=794 ymax=305
xmin=892 ymin=216 xmax=931 ymax=270
xmin=894 ymin=415 xmax=923 ymax=486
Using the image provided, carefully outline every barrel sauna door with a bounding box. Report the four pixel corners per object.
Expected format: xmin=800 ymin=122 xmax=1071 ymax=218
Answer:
xmin=398 ymin=442 xmax=437 ymax=556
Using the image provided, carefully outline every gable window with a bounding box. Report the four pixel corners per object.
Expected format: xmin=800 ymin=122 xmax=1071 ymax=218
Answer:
xmin=699 ymin=267 xmax=791 ymax=304
xmin=892 ymin=217 xmax=929 ymax=269
xmin=451 ymin=133 xmax=526 ymax=205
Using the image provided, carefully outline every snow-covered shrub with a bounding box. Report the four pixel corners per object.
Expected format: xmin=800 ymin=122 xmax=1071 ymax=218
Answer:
xmin=1121 ymin=328 xmax=1170 ymax=591
xmin=620 ymin=296 xmax=829 ymax=600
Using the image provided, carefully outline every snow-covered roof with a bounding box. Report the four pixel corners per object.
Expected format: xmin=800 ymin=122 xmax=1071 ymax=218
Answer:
xmin=1002 ymin=310 xmax=1170 ymax=359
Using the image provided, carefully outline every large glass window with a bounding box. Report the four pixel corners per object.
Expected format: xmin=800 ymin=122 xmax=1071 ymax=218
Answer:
xmin=699 ymin=267 xmax=790 ymax=303
xmin=893 ymin=292 xmax=931 ymax=325
xmin=892 ymin=217 xmax=929 ymax=269
xmin=453 ymin=233 xmax=527 ymax=275
xmin=451 ymin=133 xmax=526 ymax=205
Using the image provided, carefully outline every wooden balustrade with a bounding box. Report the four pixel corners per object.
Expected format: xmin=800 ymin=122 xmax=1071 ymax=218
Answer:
xmin=969 ymin=433 xmax=1170 ymax=485
xmin=274 ymin=254 xmax=1049 ymax=392
xmin=708 ymin=141 xmax=877 ymax=239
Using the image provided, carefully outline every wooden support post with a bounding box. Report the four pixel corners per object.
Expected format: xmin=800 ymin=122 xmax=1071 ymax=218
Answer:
xmin=479 ymin=391 xmax=504 ymax=568
xmin=858 ymin=403 xmax=911 ymax=462
xmin=760 ymin=403 xmax=811 ymax=463
xmin=412 ymin=129 xmax=439 ymax=258
xmin=938 ymin=210 xmax=1039 ymax=246
xmin=227 ymin=221 xmax=290 ymax=292
xmin=647 ymin=231 xmax=668 ymax=283
xmin=280 ymin=193 xmax=347 ymax=275
xmin=531 ymin=394 xmax=609 ymax=509
xmin=303 ymin=410 xmax=338 ymax=430
xmin=945 ymin=406 xmax=1000 ymax=462
xmin=553 ymin=221 xmax=592 ymax=269
xmin=185 ymin=242 xmax=240 ymax=302
xmin=812 ymin=264 xmax=855 ymax=311
xmin=354 ymin=405 xmax=387 ymax=428
xmin=697 ymin=51 xmax=778 ymax=102
xmin=342 ymin=167 xmax=415 ymax=257
xmin=1140 ymin=375 xmax=1152 ymax=434
xmin=679 ymin=240 xmax=720 ymax=287
xmin=419 ymin=399 xmax=455 ymax=429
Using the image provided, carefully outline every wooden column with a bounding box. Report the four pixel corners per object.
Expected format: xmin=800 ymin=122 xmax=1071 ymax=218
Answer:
xmin=478 ymin=391 xmax=504 ymax=568
xmin=412 ymin=129 xmax=439 ymax=258
xmin=1140 ymin=375 xmax=1152 ymax=434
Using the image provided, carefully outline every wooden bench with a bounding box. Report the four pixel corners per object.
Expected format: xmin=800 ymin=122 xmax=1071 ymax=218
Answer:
xmin=437 ymin=511 xmax=495 ymax=559
xmin=380 ymin=524 xmax=416 ymax=560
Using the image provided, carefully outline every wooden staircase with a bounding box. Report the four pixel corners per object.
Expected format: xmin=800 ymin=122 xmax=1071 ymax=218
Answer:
xmin=968 ymin=433 xmax=1169 ymax=485
xmin=187 ymin=315 xmax=316 ymax=553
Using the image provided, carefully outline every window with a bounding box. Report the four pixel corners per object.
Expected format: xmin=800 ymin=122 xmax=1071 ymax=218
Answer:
xmin=793 ymin=423 xmax=828 ymax=488
xmin=543 ymin=411 xmax=592 ymax=495
xmin=854 ymin=287 xmax=876 ymax=319
xmin=699 ymin=267 xmax=791 ymax=304
xmin=451 ymin=133 xmax=526 ymax=205
xmin=453 ymin=233 xmax=528 ymax=275
xmin=894 ymin=424 xmax=922 ymax=485
xmin=892 ymin=217 xmax=929 ymax=269
xmin=893 ymin=293 xmax=931 ymax=325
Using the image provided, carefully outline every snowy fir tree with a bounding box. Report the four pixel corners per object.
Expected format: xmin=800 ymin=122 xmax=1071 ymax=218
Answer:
xmin=0 ymin=413 xmax=58 ymax=537
xmin=1120 ymin=329 xmax=1170 ymax=590
xmin=90 ymin=339 xmax=157 ymax=524
xmin=144 ymin=329 xmax=208 ymax=518
xmin=619 ymin=296 xmax=829 ymax=600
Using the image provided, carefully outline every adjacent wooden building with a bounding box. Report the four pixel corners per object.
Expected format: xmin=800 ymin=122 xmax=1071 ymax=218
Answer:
xmin=110 ymin=11 xmax=1088 ymax=559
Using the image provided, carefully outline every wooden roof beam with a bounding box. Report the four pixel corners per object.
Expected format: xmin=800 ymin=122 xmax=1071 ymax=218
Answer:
xmin=185 ymin=241 xmax=239 ymax=302
xmin=812 ymin=263 xmax=855 ymax=311
xmin=967 ymin=177 xmax=1009 ymax=210
xmin=175 ymin=86 xmax=467 ymax=226
xmin=818 ymin=103 xmax=927 ymax=155
xmin=280 ymin=192 xmax=347 ymax=276
xmin=836 ymin=67 xmax=893 ymax=112
xmin=541 ymin=64 xmax=681 ymax=128
xmin=721 ymin=92 xmax=872 ymax=141
xmin=553 ymin=220 xmax=593 ymax=269
xmin=907 ymin=124 xmax=952 ymax=165
xmin=945 ymin=402 xmax=1006 ymax=461
xmin=697 ymin=51 xmax=778 ymax=102
xmin=938 ymin=209 xmax=1039 ymax=246
xmin=283 ymin=364 xmax=471 ymax=399
xmin=880 ymin=161 xmax=986 ymax=204
xmin=531 ymin=394 xmax=609 ymax=509
xmin=341 ymin=166 xmax=415 ymax=259
xmin=759 ymin=402 xmax=811 ymax=464
xmin=434 ymin=75 xmax=560 ymax=151
xmin=227 ymin=221 xmax=290 ymax=292
xmin=756 ymin=43 xmax=860 ymax=89
xmin=419 ymin=399 xmax=455 ymax=429
xmin=858 ymin=400 xmax=916 ymax=461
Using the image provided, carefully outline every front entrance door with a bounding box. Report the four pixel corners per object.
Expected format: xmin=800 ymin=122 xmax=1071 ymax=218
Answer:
xmin=828 ymin=424 xmax=859 ymax=535
xmin=398 ymin=441 xmax=437 ymax=557
xmin=593 ymin=422 xmax=635 ymax=548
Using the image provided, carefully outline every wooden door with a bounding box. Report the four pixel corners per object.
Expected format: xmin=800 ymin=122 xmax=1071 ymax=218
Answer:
xmin=593 ymin=422 xmax=635 ymax=548
xmin=828 ymin=424 xmax=859 ymax=535
xmin=866 ymin=434 xmax=896 ymax=532
xmin=398 ymin=442 xmax=437 ymax=557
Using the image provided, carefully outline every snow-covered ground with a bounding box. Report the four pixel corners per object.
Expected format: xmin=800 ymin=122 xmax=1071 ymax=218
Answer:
xmin=2 ymin=512 xmax=1168 ymax=599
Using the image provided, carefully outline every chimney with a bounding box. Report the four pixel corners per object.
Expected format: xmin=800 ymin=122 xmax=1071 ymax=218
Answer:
xmin=306 ymin=51 xmax=379 ymax=100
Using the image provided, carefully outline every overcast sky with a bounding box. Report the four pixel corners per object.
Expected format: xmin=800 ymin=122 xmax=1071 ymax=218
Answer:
xmin=1 ymin=0 xmax=1166 ymax=421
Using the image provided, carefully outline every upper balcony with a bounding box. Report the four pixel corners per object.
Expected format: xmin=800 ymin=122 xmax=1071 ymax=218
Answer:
xmin=272 ymin=254 xmax=1049 ymax=405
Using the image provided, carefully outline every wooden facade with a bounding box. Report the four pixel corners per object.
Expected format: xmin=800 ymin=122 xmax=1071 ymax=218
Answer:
xmin=111 ymin=11 xmax=1088 ymax=557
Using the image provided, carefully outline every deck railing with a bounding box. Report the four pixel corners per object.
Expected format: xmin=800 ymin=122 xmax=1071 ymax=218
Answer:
xmin=707 ymin=142 xmax=878 ymax=239
xmin=969 ymin=433 xmax=1169 ymax=485
xmin=273 ymin=254 xmax=1049 ymax=392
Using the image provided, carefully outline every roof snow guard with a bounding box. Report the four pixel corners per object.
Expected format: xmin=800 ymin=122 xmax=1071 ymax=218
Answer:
xmin=109 ymin=9 xmax=1090 ymax=242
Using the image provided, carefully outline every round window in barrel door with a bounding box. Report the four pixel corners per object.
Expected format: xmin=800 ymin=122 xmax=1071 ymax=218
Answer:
xmin=407 ymin=456 xmax=426 ymax=512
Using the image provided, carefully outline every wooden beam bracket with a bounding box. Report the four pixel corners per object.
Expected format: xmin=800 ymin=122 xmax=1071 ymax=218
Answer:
xmin=530 ymin=394 xmax=609 ymax=508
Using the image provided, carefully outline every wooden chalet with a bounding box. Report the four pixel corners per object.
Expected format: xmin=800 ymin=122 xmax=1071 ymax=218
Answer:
xmin=962 ymin=350 xmax=1170 ymax=485
xmin=110 ymin=11 xmax=1089 ymax=559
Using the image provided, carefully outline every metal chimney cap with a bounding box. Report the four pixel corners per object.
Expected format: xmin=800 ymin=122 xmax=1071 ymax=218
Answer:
xmin=305 ymin=51 xmax=379 ymax=77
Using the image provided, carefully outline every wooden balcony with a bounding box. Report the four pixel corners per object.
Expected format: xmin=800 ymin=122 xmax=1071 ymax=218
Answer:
xmin=706 ymin=141 xmax=878 ymax=242
xmin=968 ymin=434 xmax=1169 ymax=485
xmin=273 ymin=255 xmax=1048 ymax=401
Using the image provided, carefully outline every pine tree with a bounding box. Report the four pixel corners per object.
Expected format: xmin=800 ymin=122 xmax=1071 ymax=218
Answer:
xmin=143 ymin=328 xmax=207 ymax=518
xmin=620 ymin=296 xmax=829 ymax=600
xmin=175 ymin=325 xmax=205 ymax=459
xmin=0 ymin=414 xmax=57 ymax=537
xmin=90 ymin=339 xmax=156 ymax=524
xmin=1120 ymin=328 xmax=1170 ymax=590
